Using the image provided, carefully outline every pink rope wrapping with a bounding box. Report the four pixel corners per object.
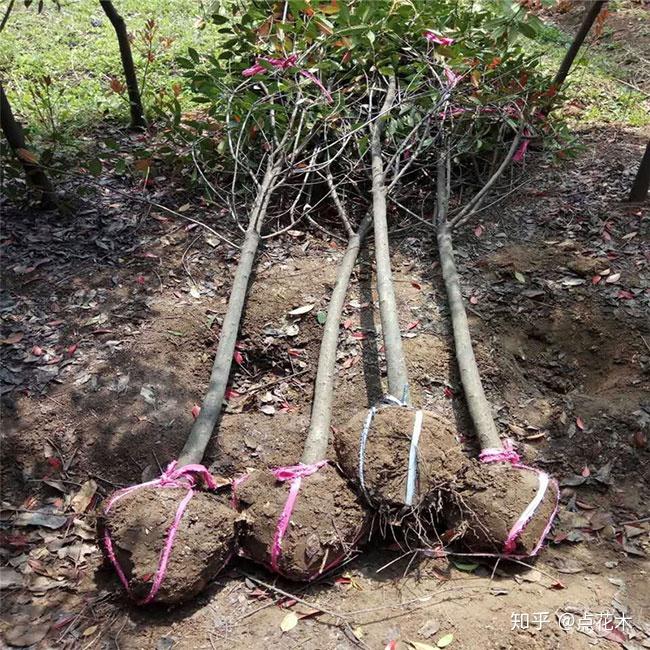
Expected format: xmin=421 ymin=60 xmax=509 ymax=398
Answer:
xmin=103 ymin=461 xmax=219 ymax=605
xmin=270 ymin=461 xmax=327 ymax=573
xmin=479 ymin=439 xmax=559 ymax=557
xmin=242 ymin=54 xmax=333 ymax=103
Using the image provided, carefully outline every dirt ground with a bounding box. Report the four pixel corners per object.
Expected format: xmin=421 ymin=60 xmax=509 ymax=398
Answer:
xmin=1 ymin=119 xmax=648 ymax=649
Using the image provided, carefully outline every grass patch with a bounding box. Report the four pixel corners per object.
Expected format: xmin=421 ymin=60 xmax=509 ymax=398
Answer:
xmin=0 ymin=0 xmax=223 ymax=145
xmin=530 ymin=17 xmax=650 ymax=127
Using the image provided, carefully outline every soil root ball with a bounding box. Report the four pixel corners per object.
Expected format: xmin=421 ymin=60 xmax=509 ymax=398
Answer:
xmin=335 ymin=405 xmax=468 ymax=509
xmin=99 ymin=487 xmax=238 ymax=604
xmin=450 ymin=462 xmax=559 ymax=556
xmin=234 ymin=464 xmax=370 ymax=581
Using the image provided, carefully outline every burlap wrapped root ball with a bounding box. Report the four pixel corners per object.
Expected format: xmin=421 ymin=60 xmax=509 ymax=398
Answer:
xmin=100 ymin=487 xmax=239 ymax=604
xmin=335 ymin=405 xmax=468 ymax=510
xmin=449 ymin=462 xmax=559 ymax=556
xmin=234 ymin=464 xmax=370 ymax=581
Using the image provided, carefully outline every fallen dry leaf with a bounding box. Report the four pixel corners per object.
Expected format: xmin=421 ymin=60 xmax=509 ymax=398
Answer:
xmin=4 ymin=623 xmax=49 ymax=647
xmin=280 ymin=611 xmax=298 ymax=632
xmin=71 ymin=480 xmax=98 ymax=514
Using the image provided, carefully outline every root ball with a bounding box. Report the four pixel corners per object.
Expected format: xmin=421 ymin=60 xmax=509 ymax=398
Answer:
xmin=451 ymin=462 xmax=558 ymax=556
xmin=100 ymin=487 xmax=238 ymax=604
xmin=335 ymin=405 xmax=467 ymax=509
xmin=234 ymin=464 xmax=370 ymax=581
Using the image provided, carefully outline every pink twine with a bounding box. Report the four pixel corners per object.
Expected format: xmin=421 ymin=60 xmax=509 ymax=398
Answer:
xmin=479 ymin=438 xmax=521 ymax=464
xmin=103 ymin=461 xmax=219 ymax=605
xmin=479 ymin=439 xmax=559 ymax=557
xmin=242 ymin=54 xmax=333 ymax=103
xmin=270 ymin=461 xmax=327 ymax=573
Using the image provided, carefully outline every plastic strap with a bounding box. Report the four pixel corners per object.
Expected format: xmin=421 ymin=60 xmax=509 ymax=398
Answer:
xmin=404 ymin=410 xmax=423 ymax=506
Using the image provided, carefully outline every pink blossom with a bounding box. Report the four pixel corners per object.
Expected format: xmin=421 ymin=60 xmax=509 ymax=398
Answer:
xmin=444 ymin=66 xmax=460 ymax=88
xmin=241 ymin=54 xmax=332 ymax=103
xmin=424 ymin=30 xmax=455 ymax=46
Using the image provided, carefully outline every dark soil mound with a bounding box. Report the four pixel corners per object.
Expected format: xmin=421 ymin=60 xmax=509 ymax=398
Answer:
xmin=450 ymin=462 xmax=558 ymax=556
xmin=335 ymin=405 xmax=468 ymax=509
xmin=234 ymin=464 xmax=370 ymax=581
xmin=100 ymin=487 xmax=238 ymax=604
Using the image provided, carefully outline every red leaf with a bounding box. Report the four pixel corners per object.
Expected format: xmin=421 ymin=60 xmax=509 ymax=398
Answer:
xmin=576 ymin=416 xmax=585 ymax=430
xmin=352 ymin=331 xmax=367 ymax=340
xmin=335 ymin=577 xmax=351 ymax=585
xmin=66 ymin=343 xmax=78 ymax=356
xmin=233 ymin=351 xmax=244 ymax=365
xmin=581 ymin=466 xmax=590 ymax=477
xmin=225 ymin=389 xmax=240 ymax=400
xmin=31 ymin=346 xmax=44 ymax=356
xmin=406 ymin=320 xmax=420 ymax=330
xmin=469 ymin=295 xmax=479 ymax=304
xmin=287 ymin=348 xmax=303 ymax=358
xmin=47 ymin=457 xmax=62 ymax=472
xmin=411 ymin=281 xmax=421 ymax=290
xmin=606 ymin=629 xmax=627 ymax=644
xmin=474 ymin=224 xmax=484 ymax=237
xmin=617 ymin=290 xmax=634 ymax=300
xmin=591 ymin=275 xmax=601 ymax=285
xmin=191 ymin=404 xmax=201 ymax=419
xmin=550 ymin=579 xmax=566 ymax=589
xmin=0 ymin=532 xmax=30 ymax=549
xmin=342 ymin=319 xmax=353 ymax=330
xmin=136 ymin=275 xmax=145 ymax=285
xmin=444 ymin=386 xmax=454 ymax=399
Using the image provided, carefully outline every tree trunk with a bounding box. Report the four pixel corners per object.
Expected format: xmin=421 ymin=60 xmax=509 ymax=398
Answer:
xmin=370 ymin=76 xmax=410 ymax=404
xmin=1 ymin=83 xmax=56 ymax=206
xmin=552 ymin=1 xmax=608 ymax=92
xmin=435 ymin=155 xmax=501 ymax=451
xmin=100 ymin=0 xmax=146 ymax=130
xmin=301 ymin=213 xmax=372 ymax=464
xmin=177 ymin=160 xmax=279 ymax=467
xmin=629 ymin=140 xmax=650 ymax=202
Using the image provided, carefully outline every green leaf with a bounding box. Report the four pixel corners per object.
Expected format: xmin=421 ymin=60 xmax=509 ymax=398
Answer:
xmin=316 ymin=311 xmax=327 ymax=325
xmin=437 ymin=634 xmax=454 ymax=648
xmin=514 ymin=271 xmax=526 ymax=284
xmin=451 ymin=560 xmax=478 ymax=572
xmin=86 ymin=159 xmax=102 ymax=176
xmin=517 ymin=21 xmax=538 ymax=39
xmin=188 ymin=47 xmax=200 ymax=63
xmin=367 ymin=31 xmax=375 ymax=46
